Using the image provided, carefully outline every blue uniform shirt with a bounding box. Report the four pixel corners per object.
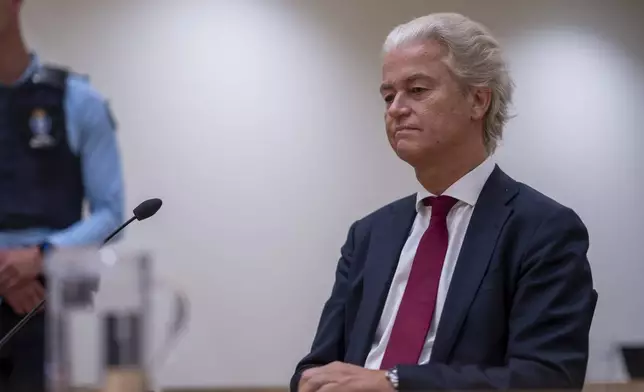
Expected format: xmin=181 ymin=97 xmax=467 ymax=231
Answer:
xmin=0 ymin=54 xmax=125 ymax=248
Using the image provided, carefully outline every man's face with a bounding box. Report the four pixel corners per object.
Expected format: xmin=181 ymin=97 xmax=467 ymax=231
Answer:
xmin=380 ymin=40 xmax=482 ymax=168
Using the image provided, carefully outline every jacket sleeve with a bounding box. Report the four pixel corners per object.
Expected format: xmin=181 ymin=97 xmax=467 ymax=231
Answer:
xmin=396 ymin=206 xmax=595 ymax=390
xmin=290 ymin=221 xmax=358 ymax=392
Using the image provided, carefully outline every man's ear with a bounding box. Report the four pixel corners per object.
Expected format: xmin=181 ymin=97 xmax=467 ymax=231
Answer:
xmin=470 ymin=86 xmax=492 ymax=121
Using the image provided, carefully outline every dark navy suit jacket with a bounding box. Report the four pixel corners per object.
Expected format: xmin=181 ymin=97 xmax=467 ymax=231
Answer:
xmin=291 ymin=166 xmax=596 ymax=391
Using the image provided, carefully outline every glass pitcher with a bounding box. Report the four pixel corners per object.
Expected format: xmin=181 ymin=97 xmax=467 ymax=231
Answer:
xmin=44 ymin=246 xmax=189 ymax=392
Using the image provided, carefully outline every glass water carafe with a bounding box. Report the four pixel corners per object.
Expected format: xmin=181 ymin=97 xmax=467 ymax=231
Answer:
xmin=44 ymin=246 xmax=189 ymax=392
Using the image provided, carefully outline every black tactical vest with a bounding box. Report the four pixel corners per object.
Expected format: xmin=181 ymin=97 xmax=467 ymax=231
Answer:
xmin=0 ymin=66 xmax=84 ymax=231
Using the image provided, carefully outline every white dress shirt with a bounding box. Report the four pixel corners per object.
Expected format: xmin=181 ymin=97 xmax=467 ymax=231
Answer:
xmin=364 ymin=157 xmax=496 ymax=370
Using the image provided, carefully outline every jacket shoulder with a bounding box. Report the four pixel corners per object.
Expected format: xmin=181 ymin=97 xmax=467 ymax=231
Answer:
xmin=349 ymin=194 xmax=416 ymax=238
xmin=507 ymin=176 xmax=588 ymax=237
xmin=514 ymin=181 xmax=580 ymax=217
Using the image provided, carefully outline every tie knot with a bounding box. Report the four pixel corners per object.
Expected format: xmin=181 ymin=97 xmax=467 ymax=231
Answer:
xmin=423 ymin=195 xmax=458 ymax=219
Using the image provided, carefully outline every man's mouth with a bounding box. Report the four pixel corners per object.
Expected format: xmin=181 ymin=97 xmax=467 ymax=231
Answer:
xmin=394 ymin=126 xmax=421 ymax=135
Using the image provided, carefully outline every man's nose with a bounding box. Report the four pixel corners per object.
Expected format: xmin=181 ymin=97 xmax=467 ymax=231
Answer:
xmin=387 ymin=94 xmax=411 ymax=118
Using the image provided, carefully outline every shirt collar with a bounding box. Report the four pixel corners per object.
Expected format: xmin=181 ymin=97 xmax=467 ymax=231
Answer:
xmin=415 ymin=156 xmax=496 ymax=213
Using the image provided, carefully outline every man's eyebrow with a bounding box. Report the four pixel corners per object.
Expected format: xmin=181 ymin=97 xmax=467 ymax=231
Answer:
xmin=380 ymin=83 xmax=393 ymax=94
xmin=406 ymin=73 xmax=434 ymax=83
xmin=380 ymin=73 xmax=435 ymax=94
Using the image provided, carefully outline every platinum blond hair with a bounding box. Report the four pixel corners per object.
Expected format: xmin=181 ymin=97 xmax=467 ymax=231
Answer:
xmin=383 ymin=13 xmax=514 ymax=153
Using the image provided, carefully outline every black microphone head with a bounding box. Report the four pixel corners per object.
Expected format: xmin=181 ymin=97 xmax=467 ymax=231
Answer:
xmin=133 ymin=198 xmax=162 ymax=221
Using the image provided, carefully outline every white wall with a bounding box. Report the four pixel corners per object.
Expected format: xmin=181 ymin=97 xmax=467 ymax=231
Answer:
xmin=21 ymin=0 xmax=644 ymax=388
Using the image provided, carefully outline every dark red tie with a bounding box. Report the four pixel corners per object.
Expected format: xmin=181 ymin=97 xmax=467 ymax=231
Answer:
xmin=379 ymin=195 xmax=458 ymax=370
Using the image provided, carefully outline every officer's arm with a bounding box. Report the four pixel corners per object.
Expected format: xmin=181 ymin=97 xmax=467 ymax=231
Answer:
xmin=47 ymin=83 xmax=125 ymax=247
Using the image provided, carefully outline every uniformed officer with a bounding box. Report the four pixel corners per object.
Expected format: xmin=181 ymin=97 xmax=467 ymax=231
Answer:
xmin=0 ymin=1 xmax=125 ymax=390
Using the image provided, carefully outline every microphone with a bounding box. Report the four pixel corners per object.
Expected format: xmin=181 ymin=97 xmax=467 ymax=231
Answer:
xmin=103 ymin=198 xmax=162 ymax=244
xmin=0 ymin=198 xmax=163 ymax=351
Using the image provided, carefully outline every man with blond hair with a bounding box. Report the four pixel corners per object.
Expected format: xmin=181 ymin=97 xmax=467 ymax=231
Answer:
xmin=292 ymin=13 xmax=596 ymax=392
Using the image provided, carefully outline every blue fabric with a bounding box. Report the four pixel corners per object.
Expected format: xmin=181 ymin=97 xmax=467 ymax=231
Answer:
xmin=0 ymin=54 xmax=124 ymax=248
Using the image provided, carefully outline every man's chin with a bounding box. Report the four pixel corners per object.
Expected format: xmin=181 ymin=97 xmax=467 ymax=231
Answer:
xmin=393 ymin=143 xmax=425 ymax=166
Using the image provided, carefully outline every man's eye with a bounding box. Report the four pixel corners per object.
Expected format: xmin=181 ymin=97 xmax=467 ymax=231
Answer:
xmin=410 ymin=87 xmax=427 ymax=94
xmin=383 ymin=94 xmax=394 ymax=103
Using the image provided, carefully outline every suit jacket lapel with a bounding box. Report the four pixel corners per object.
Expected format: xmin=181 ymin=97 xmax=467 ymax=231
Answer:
xmin=430 ymin=166 xmax=518 ymax=362
xmin=345 ymin=195 xmax=417 ymax=365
